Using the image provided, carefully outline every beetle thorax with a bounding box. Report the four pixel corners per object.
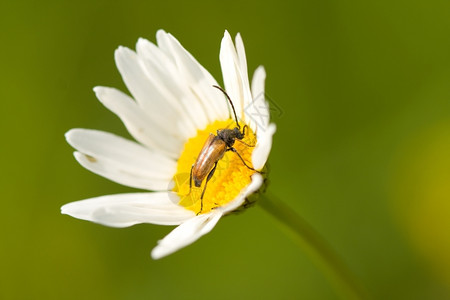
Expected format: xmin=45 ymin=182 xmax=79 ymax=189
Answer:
xmin=217 ymin=127 xmax=243 ymax=146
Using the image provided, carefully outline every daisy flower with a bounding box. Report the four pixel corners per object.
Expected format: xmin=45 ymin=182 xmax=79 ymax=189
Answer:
xmin=62 ymin=30 xmax=276 ymax=259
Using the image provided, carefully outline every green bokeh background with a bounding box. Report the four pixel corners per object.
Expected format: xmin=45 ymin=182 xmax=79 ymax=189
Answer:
xmin=2 ymin=0 xmax=450 ymax=299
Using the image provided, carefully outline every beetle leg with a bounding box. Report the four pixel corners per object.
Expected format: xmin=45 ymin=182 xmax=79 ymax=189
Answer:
xmin=197 ymin=162 xmax=218 ymax=215
xmin=235 ymin=139 xmax=256 ymax=147
xmin=228 ymin=147 xmax=257 ymax=171
xmin=189 ymin=164 xmax=193 ymax=194
xmin=237 ymin=126 xmax=256 ymax=147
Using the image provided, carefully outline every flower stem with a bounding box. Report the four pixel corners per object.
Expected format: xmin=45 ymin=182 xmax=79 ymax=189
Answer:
xmin=258 ymin=192 xmax=368 ymax=300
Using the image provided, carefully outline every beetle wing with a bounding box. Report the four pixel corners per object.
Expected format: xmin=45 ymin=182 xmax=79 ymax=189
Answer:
xmin=193 ymin=134 xmax=226 ymax=186
xmin=194 ymin=134 xmax=216 ymax=167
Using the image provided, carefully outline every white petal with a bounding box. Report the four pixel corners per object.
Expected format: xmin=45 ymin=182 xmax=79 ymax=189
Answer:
xmin=61 ymin=192 xmax=195 ymax=227
xmin=151 ymin=211 xmax=223 ymax=259
xmin=235 ymin=33 xmax=253 ymax=128
xmin=247 ymin=66 xmax=270 ymax=132
xmin=166 ymin=32 xmax=230 ymax=121
xmin=220 ymin=173 xmax=264 ymax=214
xmin=235 ymin=33 xmax=249 ymax=90
xmin=135 ymin=38 xmax=198 ymax=136
xmin=135 ymin=38 xmax=175 ymax=74
xmin=252 ymin=123 xmax=276 ymax=170
xmin=156 ymin=30 xmax=210 ymax=128
xmin=73 ymin=152 xmax=171 ymax=190
xmin=154 ymin=29 xmax=173 ymax=63
xmin=219 ymin=31 xmax=253 ymax=124
xmin=94 ymin=86 xmax=183 ymax=158
xmin=161 ymin=31 xmax=230 ymax=123
xmin=66 ymin=129 xmax=175 ymax=190
xmin=165 ymin=34 xmax=216 ymax=124
xmin=219 ymin=32 xmax=243 ymax=120
xmin=114 ymin=47 xmax=193 ymax=143
xmin=251 ymin=66 xmax=266 ymax=106
xmin=66 ymin=128 xmax=175 ymax=175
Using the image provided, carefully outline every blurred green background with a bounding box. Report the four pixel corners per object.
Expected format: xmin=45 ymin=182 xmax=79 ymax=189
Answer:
xmin=1 ymin=0 xmax=450 ymax=299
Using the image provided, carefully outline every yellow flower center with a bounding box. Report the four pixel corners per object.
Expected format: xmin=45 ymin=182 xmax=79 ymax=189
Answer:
xmin=172 ymin=119 xmax=257 ymax=215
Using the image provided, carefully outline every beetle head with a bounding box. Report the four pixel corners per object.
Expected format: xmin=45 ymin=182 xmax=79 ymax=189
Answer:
xmin=233 ymin=127 xmax=244 ymax=140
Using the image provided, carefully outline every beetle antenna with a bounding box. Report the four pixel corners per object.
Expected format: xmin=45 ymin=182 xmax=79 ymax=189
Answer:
xmin=213 ymin=85 xmax=240 ymax=129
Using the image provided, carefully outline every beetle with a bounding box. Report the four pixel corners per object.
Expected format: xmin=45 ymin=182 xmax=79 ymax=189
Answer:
xmin=189 ymin=85 xmax=257 ymax=214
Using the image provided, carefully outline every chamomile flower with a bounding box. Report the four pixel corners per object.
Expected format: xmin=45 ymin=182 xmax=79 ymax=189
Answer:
xmin=62 ymin=30 xmax=276 ymax=259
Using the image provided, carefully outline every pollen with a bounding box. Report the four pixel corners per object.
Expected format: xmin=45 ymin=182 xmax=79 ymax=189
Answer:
xmin=172 ymin=119 xmax=257 ymax=214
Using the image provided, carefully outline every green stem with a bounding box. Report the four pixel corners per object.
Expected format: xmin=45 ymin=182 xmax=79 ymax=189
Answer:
xmin=258 ymin=192 xmax=368 ymax=300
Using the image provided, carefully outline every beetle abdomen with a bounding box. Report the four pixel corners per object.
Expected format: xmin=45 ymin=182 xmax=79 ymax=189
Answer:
xmin=192 ymin=135 xmax=227 ymax=188
xmin=194 ymin=177 xmax=203 ymax=187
